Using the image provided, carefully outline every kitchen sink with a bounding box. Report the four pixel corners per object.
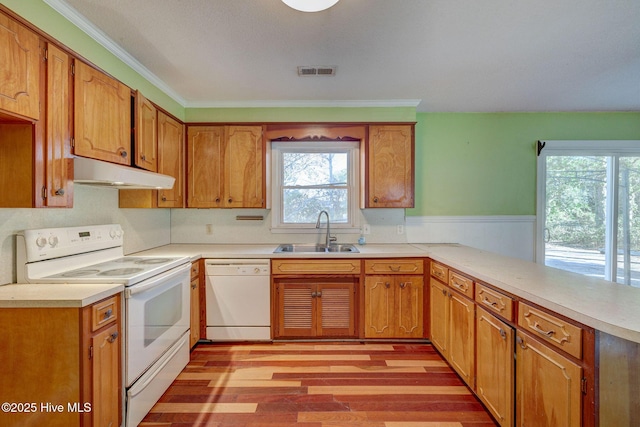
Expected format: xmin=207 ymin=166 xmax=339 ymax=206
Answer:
xmin=274 ymin=243 xmax=359 ymax=253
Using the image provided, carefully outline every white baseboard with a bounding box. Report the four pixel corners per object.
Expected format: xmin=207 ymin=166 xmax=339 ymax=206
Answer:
xmin=406 ymin=216 xmax=536 ymax=261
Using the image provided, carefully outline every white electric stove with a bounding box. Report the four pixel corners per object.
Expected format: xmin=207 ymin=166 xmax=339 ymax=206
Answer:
xmin=16 ymin=224 xmax=191 ymax=427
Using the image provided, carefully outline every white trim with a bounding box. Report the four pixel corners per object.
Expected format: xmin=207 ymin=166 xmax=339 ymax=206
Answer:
xmin=405 ymin=215 xmax=536 ymax=261
xmin=43 ymin=0 xmax=187 ymax=106
xmin=538 ymin=140 xmax=640 ymax=155
xmin=406 ymin=215 xmax=536 ymax=224
xmin=184 ymin=99 xmax=422 ymax=109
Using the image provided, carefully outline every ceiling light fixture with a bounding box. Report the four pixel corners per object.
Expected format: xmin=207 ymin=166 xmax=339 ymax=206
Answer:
xmin=282 ymin=0 xmax=339 ymax=12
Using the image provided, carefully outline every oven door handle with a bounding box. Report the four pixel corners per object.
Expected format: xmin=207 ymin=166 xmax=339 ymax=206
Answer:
xmin=125 ymin=263 xmax=191 ymax=298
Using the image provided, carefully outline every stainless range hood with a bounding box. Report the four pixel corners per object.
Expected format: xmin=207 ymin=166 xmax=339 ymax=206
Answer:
xmin=73 ymin=157 xmax=175 ymax=189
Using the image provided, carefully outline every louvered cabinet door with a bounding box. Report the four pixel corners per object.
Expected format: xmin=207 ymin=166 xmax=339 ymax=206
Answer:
xmin=317 ymin=282 xmax=356 ymax=337
xmin=277 ymin=282 xmax=315 ymax=337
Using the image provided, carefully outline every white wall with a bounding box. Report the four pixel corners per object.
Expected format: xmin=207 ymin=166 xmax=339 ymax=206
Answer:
xmin=0 ymin=186 xmax=170 ymax=285
xmin=406 ymin=215 xmax=536 ymax=261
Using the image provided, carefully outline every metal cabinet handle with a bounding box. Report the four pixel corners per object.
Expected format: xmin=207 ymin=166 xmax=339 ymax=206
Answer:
xmin=120 ymin=150 xmax=127 ymax=158
xmin=104 ymin=309 xmax=112 ymax=319
xmin=452 ymin=280 xmax=466 ymax=291
xmin=482 ymin=297 xmax=498 ymax=308
xmin=516 ymin=335 xmax=526 ymax=349
xmin=499 ymin=329 xmax=506 ymax=340
xmin=532 ymin=322 xmax=555 ymax=337
xmin=441 ymin=288 xmax=447 ymax=296
xmin=54 ymin=188 xmax=65 ymax=196
xmin=399 ymin=282 xmax=407 ymax=289
xmin=107 ymin=331 xmax=119 ymax=343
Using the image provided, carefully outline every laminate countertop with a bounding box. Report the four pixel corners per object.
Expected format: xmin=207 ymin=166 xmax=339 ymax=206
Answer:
xmin=0 ymin=283 xmax=123 ymax=308
xmin=133 ymin=243 xmax=640 ymax=343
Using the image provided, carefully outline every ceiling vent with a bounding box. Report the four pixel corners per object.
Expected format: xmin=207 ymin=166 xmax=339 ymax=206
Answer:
xmin=298 ymin=66 xmax=336 ymax=76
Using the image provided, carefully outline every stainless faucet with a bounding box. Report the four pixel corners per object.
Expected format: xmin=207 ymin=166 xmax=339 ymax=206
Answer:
xmin=315 ymin=210 xmax=336 ymax=247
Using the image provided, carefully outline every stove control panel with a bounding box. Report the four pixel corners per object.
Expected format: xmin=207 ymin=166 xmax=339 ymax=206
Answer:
xmin=18 ymin=224 xmax=124 ymax=262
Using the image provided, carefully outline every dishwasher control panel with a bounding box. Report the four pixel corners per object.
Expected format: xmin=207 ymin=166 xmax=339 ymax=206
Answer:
xmin=205 ymin=259 xmax=270 ymax=276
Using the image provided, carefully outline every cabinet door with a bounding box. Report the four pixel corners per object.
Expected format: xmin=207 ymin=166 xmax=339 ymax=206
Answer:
xmin=134 ymin=90 xmax=157 ymax=171
xmin=74 ymin=61 xmax=131 ymax=164
xmin=317 ymin=282 xmax=355 ymax=337
xmin=190 ymin=277 xmax=200 ymax=347
xmin=44 ymin=43 xmax=72 ymax=207
xmin=448 ymin=289 xmax=475 ymax=386
xmin=429 ymin=278 xmax=449 ymax=355
xmin=187 ymin=126 xmax=223 ymax=207
xmin=277 ymin=282 xmax=316 ymax=337
xmin=158 ymin=112 xmax=184 ymax=207
xmin=92 ymin=323 xmax=120 ymax=427
xmin=476 ymin=307 xmax=514 ymax=427
xmin=366 ymin=125 xmax=414 ymax=208
xmin=395 ymin=275 xmax=424 ymax=338
xmin=0 ymin=13 xmax=40 ymax=120
xmin=224 ymin=125 xmax=264 ymax=208
xmin=516 ymin=331 xmax=582 ymax=427
xmin=364 ymin=276 xmax=394 ymax=338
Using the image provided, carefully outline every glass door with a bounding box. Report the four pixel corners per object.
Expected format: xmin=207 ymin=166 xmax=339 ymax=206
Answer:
xmin=538 ymin=140 xmax=640 ymax=288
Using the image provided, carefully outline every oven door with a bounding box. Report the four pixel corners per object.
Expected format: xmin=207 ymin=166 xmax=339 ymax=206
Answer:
xmin=125 ymin=262 xmax=190 ymax=386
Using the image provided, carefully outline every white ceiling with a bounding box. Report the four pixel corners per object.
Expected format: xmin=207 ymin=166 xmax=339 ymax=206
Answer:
xmin=52 ymin=0 xmax=639 ymax=112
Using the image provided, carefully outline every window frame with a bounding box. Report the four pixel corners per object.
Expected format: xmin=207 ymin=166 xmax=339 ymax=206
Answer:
xmin=536 ymin=140 xmax=640 ymax=283
xmin=270 ymin=140 xmax=361 ymax=233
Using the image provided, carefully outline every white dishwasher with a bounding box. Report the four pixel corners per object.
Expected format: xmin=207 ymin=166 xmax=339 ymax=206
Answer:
xmin=205 ymin=259 xmax=271 ymax=341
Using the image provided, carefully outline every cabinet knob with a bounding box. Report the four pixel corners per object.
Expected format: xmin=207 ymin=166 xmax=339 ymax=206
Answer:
xmin=385 ymin=282 xmax=391 ymax=288
xmin=399 ymin=282 xmax=406 ymax=289
xmin=215 ymin=197 xmax=221 ymax=203
xmin=161 ymin=195 xmax=167 ymax=201
xmin=499 ymin=329 xmax=506 ymax=340
xmin=516 ymin=335 xmax=526 ymax=349
xmin=54 ymin=188 xmax=65 ymax=196
xmin=104 ymin=309 xmax=112 ymax=319
xmin=373 ymin=197 xmax=379 ymax=203
xmin=107 ymin=331 xmax=119 ymax=343
xmin=120 ymin=150 xmax=128 ymax=158
xmin=141 ymin=154 xmax=146 ymax=161
xmin=228 ymin=198 xmax=233 ymax=203
xmin=191 ymin=283 xmax=197 ymax=289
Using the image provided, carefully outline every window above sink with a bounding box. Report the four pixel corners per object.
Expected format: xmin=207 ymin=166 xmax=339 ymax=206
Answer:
xmin=270 ymin=140 xmax=360 ymax=233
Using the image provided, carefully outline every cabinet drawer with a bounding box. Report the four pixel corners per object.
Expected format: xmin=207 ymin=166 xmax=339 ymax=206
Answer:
xmin=365 ymin=259 xmax=424 ymax=275
xmin=430 ymin=262 xmax=449 ymax=283
xmin=272 ymin=259 xmax=361 ymax=275
xmin=475 ymin=284 xmax=514 ymax=321
xmin=191 ymin=261 xmax=200 ymax=279
xmin=91 ymin=295 xmax=119 ymax=332
xmin=518 ymin=302 xmax=582 ymax=359
xmin=449 ymin=272 xmax=474 ymax=299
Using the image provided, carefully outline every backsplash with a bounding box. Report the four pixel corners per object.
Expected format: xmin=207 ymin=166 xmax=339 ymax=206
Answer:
xmin=0 ymin=186 xmax=170 ymax=285
xmin=170 ymin=208 xmax=408 ymax=245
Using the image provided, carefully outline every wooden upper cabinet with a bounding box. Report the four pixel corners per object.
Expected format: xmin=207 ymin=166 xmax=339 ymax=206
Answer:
xmin=43 ymin=42 xmax=72 ymax=207
xmin=0 ymin=41 xmax=72 ymax=208
xmin=74 ymin=60 xmax=131 ymax=165
xmin=0 ymin=12 xmax=40 ymax=120
xmin=225 ymin=125 xmax=264 ymax=208
xmin=187 ymin=125 xmax=264 ymax=208
xmin=187 ymin=126 xmax=224 ymax=207
xmin=365 ymin=124 xmax=414 ymax=208
xmin=134 ymin=90 xmax=157 ymax=172
xmin=157 ymin=111 xmax=184 ymax=207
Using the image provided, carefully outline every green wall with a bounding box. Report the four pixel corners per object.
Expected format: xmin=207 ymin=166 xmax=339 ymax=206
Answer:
xmin=411 ymin=112 xmax=640 ymax=216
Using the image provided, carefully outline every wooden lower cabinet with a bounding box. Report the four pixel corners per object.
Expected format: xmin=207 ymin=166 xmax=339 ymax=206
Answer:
xmin=516 ymin=330 xmax=582 ymax=427
xmin=476 ymin=307 xmax=514 ymax=427
xmin=190 ymin=261 xmax=201 ymax=348
xmin=364 ymin=275 xmax=424 ymax=338
xmin=275 ymin=278 xmax=356 ymax=338
xmin=0 ymin=294 xmax=121 ymax=427
xmin=448 ymin=288 xmax=475 ymax=386
xmin=429 ymin=277 xmax=449 ymax=356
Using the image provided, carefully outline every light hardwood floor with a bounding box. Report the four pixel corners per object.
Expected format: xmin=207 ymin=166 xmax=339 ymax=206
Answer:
xmin=140 ymin=342 xmax=497 ymax=426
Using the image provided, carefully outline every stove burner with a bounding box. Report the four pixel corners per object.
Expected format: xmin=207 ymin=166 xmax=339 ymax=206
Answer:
xmin=134 ymin=258 xmax=172 ymax=265
xmin=61 ymin=269 xmax=101 ymax=277
xmin=99 ymin=268 xmax=145 ymax=276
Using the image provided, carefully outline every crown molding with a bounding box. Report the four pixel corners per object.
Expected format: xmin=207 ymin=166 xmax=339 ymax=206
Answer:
xmin=43 ymin=0 xmax=187 ymax=106
xmin=184 ymin=99 xmax=422 ymax=109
